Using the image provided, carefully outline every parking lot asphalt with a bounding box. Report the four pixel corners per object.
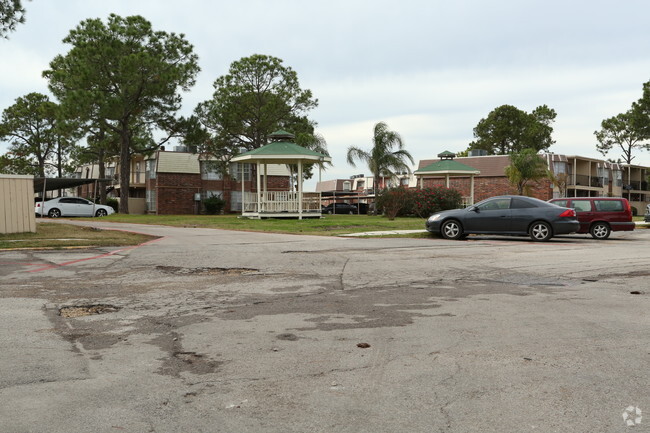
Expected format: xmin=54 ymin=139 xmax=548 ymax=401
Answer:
xmin=1 ymin=220 xmax=649 ymax=432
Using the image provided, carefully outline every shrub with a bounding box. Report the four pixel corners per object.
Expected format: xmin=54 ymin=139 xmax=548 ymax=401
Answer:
xmin=376 ymin=187 xmax=411 ymax=220
xmin=203 ymin=194 xmax=225 ymax=215
xmin=105 ymin=198 xmax=119 ymax=213
xmin=376 ymin=186 xmax=462 ymax=219
xmin=410 ymin=186 xmax=463 ymax=218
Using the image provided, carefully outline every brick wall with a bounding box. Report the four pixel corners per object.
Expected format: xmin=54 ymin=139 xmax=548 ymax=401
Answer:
xmin=150 ymin=174 xmax=291 ymax=214
xmin=422 ymin=176 xmax=553 ymax=202
xmin=155 ymin=173 xmax=202 ymax=215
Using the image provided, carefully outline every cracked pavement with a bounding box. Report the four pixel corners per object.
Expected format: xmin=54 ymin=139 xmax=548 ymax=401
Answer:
xmin=1 ymin=220 xmax=649 ymax=432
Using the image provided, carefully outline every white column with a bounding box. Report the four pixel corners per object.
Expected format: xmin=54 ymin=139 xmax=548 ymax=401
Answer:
xmin=263 ymin=162 xmax=268 ymax=212
xmin=241 ymin=164 xmax=244 ymax=215
xmin=298 ymin=160 xmax=303 ymax=220
xmin=256 ymin=161 xmax=261 ymax=214
xmin=470 ymin=175 xmax=475 ymax=205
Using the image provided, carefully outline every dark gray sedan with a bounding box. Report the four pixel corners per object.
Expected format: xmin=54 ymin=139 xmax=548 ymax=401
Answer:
xmin=425 ymin=195 xmax=580 ymax=241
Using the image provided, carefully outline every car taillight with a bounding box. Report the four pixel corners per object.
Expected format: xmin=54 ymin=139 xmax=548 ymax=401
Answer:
xmin=559 ymin=209 xmax=576 ymax=217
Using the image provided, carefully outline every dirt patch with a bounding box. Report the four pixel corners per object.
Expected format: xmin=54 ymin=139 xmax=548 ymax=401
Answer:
xmin=59 ymin=304 xmax=120 ymax=318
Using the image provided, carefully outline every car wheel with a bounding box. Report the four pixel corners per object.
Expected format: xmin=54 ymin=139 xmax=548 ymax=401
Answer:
xmin=590 ymin=222 xmax=610 ymax=239
xmin=440 ymin=219 xmax=463 ymax=240
xmin=529 ymin=221 xmax=552 ymax=241
xmin=48 ymin=208 xmax=61 ymax=218
xmin=95 ymin=209 xmax=108 ymax=217
xmin=327 ymin=210 xmax=333 ymax=215
xmin=348 ymin=210 xmax=354 ymax=215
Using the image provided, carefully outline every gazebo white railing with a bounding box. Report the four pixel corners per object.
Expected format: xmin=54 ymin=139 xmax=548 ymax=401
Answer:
xmin=242 ymin=191 xmax=322 ymax=214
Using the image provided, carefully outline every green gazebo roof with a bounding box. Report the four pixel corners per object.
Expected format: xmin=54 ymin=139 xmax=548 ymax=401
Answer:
xmin=414 ymin=159 xmax=480 ymax=175
xmin=231 ymin=141 xmax=331 ymax=163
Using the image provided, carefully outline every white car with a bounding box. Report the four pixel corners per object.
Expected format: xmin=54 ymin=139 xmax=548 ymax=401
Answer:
xmin=35 ymin=197 xmax=115 ymax=218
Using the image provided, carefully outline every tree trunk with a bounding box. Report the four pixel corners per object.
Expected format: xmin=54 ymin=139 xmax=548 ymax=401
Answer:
xmin=119 ymin=127 xmax=131 ymax=214
xmin=373 ymin=169 xmax=380 ymax=216
xmin=98 ymin=147 xmax=107 ymax=205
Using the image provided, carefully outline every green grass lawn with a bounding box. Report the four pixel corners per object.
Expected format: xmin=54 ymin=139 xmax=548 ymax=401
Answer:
xmin=94 ymin=213 xmax=428 ymax=236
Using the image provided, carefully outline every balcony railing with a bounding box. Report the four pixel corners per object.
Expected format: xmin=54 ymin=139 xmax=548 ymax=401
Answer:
xmin=568 ymin=174 xmax=605 ymax=188
xmin=626 ymin=181 xmax=650 ymax=191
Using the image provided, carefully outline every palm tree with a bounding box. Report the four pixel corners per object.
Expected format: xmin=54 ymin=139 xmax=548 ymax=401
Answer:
xmin=347 ymin=121 xmax=414 ymax=215
xmin=505 ymin=148 xmax=549 ymax=195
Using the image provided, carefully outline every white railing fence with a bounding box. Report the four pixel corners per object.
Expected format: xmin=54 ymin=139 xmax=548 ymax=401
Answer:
xmin=242 ymin=191 xmax=322 ymax=213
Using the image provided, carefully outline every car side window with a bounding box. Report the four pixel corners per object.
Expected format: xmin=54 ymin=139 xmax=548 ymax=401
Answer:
xmin=511 ymin=198 xmax=537 ymax=209
xmin=572 ymin=200 xmax=592 ymax=212
xmin=60 ymin=198 xmax=74 ymax=204
xmin=477 ymin=198 xmax=511 ymax=211
xmin=552 ymin=200 xmax=568 ymax=208
xmin=594 ymin=200 xmax=623 ymax=212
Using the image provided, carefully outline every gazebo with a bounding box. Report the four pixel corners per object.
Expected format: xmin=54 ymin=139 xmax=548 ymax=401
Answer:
xmin=230 ymin=131 xmax=332 ymax=219
xmin=414 ymin=151 xmax=481 ymax=205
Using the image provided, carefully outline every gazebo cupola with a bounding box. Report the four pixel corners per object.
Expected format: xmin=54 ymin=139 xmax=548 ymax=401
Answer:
xmin=414 ymin=150 xmax=481 ymax=205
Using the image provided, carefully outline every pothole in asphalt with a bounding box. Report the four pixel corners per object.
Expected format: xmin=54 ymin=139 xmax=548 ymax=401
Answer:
xmin=156 ymin=266 xmax=258 ymax=276
xmin=59 ymin=304 xmax=120 ymax=318
xmin=276 ymin=333 xmax=299 ymax=341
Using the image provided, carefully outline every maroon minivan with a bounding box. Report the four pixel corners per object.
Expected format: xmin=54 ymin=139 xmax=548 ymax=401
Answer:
xmin=548 ymin=197 xmax=634 ymax=239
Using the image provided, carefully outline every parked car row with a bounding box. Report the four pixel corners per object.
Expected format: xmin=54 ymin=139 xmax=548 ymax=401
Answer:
xmin=35 ymin=197 xmax=115 ymax=218
xmin=426 ymin=195 xmax=636 ymax=242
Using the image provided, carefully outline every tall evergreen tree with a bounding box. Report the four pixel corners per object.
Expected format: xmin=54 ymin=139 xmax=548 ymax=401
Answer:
xmin=44 ymin=14 xmax=200 ymax=213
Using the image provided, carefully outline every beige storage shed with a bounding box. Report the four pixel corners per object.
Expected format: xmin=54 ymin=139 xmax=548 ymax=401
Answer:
xmin=1 ymin=174 xmax=36 ymax=234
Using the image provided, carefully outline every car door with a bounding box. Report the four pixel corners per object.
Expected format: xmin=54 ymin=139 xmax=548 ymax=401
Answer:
xmin=58 ymin=198 xmax=78 ymax=216
xmin=509 ymin=197 xmax=540 ymax=233
xmin=463 ymin=198 xmax=511 ymax=233
xmin=570 ymin=199 xmax=594 ymax=232
xmin=76 ymin=198 xmax=95 ymax=217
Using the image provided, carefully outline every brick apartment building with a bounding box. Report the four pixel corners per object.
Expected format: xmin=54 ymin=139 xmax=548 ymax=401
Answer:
xmin=75 ymin=148 xmax=291 ymax=214
xmin=415 ymin=153 xmax=649 ymax=214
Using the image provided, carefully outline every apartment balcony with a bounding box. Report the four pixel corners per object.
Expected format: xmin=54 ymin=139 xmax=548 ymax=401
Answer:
xmin=568 ymin=174 xmax=605 ymax=188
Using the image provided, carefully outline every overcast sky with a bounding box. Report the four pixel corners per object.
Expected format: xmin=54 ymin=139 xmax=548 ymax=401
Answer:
xmin=2 ymin=0 xmax=650 ymax=187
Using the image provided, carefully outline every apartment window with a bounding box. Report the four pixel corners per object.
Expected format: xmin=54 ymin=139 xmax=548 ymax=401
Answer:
xmin=106 ymin=167 xmax=115 ymax=179
xmin=202 ymin=190 xmax=223 ymax=200
xmin=146 ymin=159 xmax=156 ymax=179
xmin=201 ymin=161 xmax=222 ymax=180
xmin=230 ymin=191 xmax=242 ymax=211
xmin=230 ymin=163 xmax=251 ymax=181
xmin=553 ymin=161 xmax=567 ymax=174
xmin=613 ymin=170 xmax=622 ymax=187
xmin=357 ymin=180 xmax=365 ymax=190
xmin=598 ymin=166 xmax=610 ymax=185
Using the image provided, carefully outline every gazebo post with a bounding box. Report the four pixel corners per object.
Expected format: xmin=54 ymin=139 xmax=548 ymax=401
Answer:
xmin=263 ymin=162 xmax=268 ymax=212
xmin=470 ymin=175 xmax=475 ymax=205
xmin=256 ymin=161 xmax=262 ymax=214
xmin=298 ymin=160 xmax=303 ymax=220
xmin=240 ymin=164 xmax=244 ymax=215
